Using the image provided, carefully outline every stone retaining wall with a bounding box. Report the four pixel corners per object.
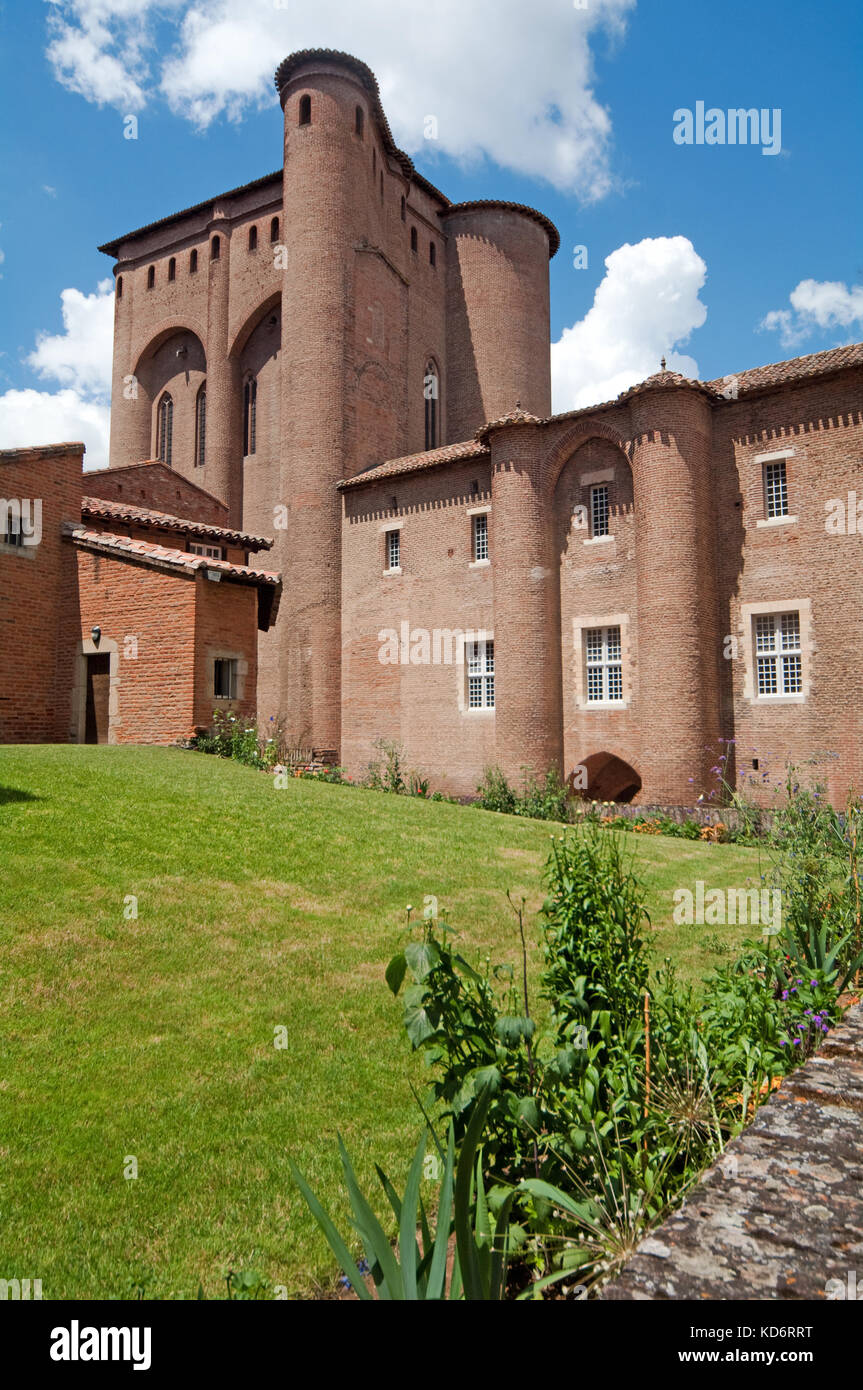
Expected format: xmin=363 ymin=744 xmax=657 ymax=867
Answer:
xmin=602 ymin=1003 xmax=863 ymax=1300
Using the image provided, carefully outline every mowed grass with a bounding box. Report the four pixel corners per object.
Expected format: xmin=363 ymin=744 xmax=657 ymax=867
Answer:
xmin=0 ymin=746 xmax=764 ymax=1299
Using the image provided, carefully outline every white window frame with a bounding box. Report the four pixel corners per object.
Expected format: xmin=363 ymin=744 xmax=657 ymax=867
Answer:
xmin=763 ymin=459 xmax=788 ymax=519
xmin=584 ymin=625 xmax=624 ymax=705
xmin=755 ymin=449 xmax=797 ymax=527
xmin=189 ymin=542 xmax=225 ymax=560
xmin=753 ymin=611 xmax=803 ymax=698
xmin=472 ymin=512 xmax=489 ymax=564
xmin=465 ymin=638 xmax=494 ymax=711
xmin=385 ymin=528 xmax=401 ymax=574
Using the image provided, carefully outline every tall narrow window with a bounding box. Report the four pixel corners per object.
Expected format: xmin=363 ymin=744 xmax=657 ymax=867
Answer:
xmin=400 ymin=196 xmax=406 ymax=222
xmin=248 ymin=225 xmax=258 ymax=251
xmin=211 ymin=235 xmax=220 ymax=260
xmin=424 ymin=362 xmax=439 ymax=450
xmin=116 ymin=276 xmax=123 ymax=299
xmin=157 ymin=393 xmax=174 ymax=467
xmin=195 ymin=385 xmax=206 ymax=468
xmin=430 ymin=241 xmax=436 ymax=267
xmin=386 ymin=528 xmax=401 ymax=572
xmin=270 ymin=216 xmax=279 ymax=243
xmin=214 ymin=658 xmax=238 ymax=700
xmin=299 ymin=94 xmax=311 ymax=126
xmin=764 ymin=460 xmax=788 ymax=518
xmin=355 ymin=105 xmax=364 ymax=137
xmin=380 ymin=170 xmax=384 ymax=201
xmin=755 ymin=612 xmax=802 ymax=696
xmin=466 ymin=640 xmax=495 ymax=710
xmin=190 ymin=248 xmax=198 ymax=273
xmin=168 ymin=257 xmax=176 ymax=282
xmin=243 ymin=378 xmax=257 ymax=457
xmin=590 ymin=484 xmax=610 ymax=537
xmin=472 ymin=513 xmax=489 ymax=563
xmin=585 ymin=626 xmax=623 ymax=703
xmin=147 ymin=265 xmax=155 ymax=289
xmin=410 ymin=226 xmax=418 ymax=253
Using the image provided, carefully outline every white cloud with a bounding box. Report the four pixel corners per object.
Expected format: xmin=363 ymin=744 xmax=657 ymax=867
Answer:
xmin=44 ymin=0 xmax=636 ymax=198
xmin=0 ymin=279 xmax=114 ymax=468
xmin=760 ymin=278 xmax=863 ymax=348
xmin=0 ymin=389 xmax=111 ymax=467
xmin=551 ymin=236 xmax=708 ymax=412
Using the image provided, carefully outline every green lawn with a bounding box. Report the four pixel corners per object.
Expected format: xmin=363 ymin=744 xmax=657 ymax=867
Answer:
xmin=0 ymin=745 xmax=765 ymax=1299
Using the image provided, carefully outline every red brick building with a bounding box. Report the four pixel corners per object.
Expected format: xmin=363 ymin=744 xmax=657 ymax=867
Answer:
xmin=0 ymin=447 xmax=280 ymax=745
xmin=6 ymin=48 xmax=863 ymax=806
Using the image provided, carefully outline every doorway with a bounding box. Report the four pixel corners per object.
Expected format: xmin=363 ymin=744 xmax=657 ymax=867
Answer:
xmin=84 ymin=653 xmax=111 ymax=744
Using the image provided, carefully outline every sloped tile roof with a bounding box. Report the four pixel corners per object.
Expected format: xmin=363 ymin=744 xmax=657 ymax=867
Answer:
xmin=444 ymin=201 xmax=560 ymax=258
xmin=337 ymin=439 xmax=490 ymax=489
xmin=81 ymin=496 xmax=273 ymax=550
xmin=65 ymin=525 xmax=281 ymax=587
xmin=704 ymin=341 xmax=863 ymax=396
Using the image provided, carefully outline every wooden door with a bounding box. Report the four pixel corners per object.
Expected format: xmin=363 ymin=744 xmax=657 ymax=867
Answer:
xmin=84 ymin=653 xmax=111 ymax=744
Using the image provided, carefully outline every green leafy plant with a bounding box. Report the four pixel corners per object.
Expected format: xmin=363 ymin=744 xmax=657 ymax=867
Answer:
xmin=289 ymin=1086 xmax=515 ymax=1300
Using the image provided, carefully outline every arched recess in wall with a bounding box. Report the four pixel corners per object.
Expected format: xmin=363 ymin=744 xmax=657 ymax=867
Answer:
xmin=551 ymin=426 xmax=639 ymax=799
xmin=354 ymin=359 xmax=401 ymax=474
xmin=572 ymin=751 xmax=642 ymax=804
xmin=424 ymin=358 xmax=441 ymax=451
xmin=229 ymin=294 xmax=282 ymax=535
xmin=134 ymin=325 xmax=207 ymax=471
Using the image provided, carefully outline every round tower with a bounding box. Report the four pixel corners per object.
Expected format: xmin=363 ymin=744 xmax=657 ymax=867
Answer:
xmin=275 ymin=50 xmax=380 ymax=751
xmin=625 ymin=374 xmax=722 ymax=802
xmin=442 ymin=202 xmax=557 ymax=441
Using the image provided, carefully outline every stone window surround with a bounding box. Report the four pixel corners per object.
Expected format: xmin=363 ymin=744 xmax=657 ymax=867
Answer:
xmin=579 ymin=466 xmax=616 ymax=546
xmin=467 ymin=505 xmax=491 ymax=568
xmin=739 ymin=597 xmax=812 ymax=705
xmin=753 ymin=447 xmax=798 ymax=527
xmin=457 ymin=628 xmax=495 ymax=717
xmin=207 ymin=650 xmax=249 ymax=704
xmin=379 ymin=521 xmax=403 ymax=575
xmin=573 ymin=612 xmax=632 ymax=710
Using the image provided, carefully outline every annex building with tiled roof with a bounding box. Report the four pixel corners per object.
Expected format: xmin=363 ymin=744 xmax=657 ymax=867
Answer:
xmin=3 ymin=48 xmax=863 ymax=807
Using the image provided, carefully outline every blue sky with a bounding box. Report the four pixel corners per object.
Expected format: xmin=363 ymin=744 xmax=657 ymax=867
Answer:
xmin=1 ymin=0 xmax=860 ymax=466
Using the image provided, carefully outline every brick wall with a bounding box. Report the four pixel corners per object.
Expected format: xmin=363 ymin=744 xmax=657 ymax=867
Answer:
xmin=84 ymin=460 xmax=229 ymax=526
xmin=0 ymin=444 xmax=82 ymax=743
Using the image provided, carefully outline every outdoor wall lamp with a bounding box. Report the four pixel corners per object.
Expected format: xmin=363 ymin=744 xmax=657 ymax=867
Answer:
xmin=176 ymin=345 xmax=188 ymax=359
xmin=91 ymin=625 xmax=101 ymax=647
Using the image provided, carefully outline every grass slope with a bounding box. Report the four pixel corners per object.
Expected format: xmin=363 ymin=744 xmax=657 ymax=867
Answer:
xmin=0 ymin=746 xmax=764 ymax=1298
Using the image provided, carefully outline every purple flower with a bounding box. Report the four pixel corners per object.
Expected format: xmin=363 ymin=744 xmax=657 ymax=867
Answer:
xmin=810 ymin=980 xmax=818 ymax=989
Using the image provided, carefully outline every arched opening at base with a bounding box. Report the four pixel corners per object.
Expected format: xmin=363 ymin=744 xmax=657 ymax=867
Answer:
xmin=569 ymin=751 xmax=642 ymax=805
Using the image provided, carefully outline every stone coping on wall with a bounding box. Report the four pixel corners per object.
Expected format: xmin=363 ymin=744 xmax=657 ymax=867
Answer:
xmin=601 ymin=1002 xmax=863 ymax=1301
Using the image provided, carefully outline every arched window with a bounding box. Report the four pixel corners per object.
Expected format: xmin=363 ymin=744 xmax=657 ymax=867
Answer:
xmin=147 ymin=265 xmax=155 ymax=289
xmin=299 ymin=94 xmax=311 ymax=126
xmin=157 ymin=393 xmax=174 ymax=466
xmin=195 ymin=385 xmax=206 ymax=468
xmin=168 ymin=257 xmax=176 ymax=282
xmin=190 ymin=249 xmax=198 ymax=273
xmin=410 ymin=226 xmax=418 ymax=253
xmin=211 ymin=235 xmax=220 ymax=260
xmin=429 ymin=242 xmax=436 ymax=268
xmin=243 ymin=377 xmax=257 ymax=457
xmin=400 ymin=196 xmax=406 ymax=222
xmin=248 ymin=225 xmax=258 ymax=251
xmin=116 ymin=276 xmax=123 ymax=299
xmin=270 ymin=216 xmax=279 ymax=243
xmin=424 ymin=362 xmax=439 ymax=451
xmin=355 ymin=105 xmax=364 ymax=138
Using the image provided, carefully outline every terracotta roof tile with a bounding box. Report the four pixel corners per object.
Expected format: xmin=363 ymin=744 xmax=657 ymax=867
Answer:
xmin=705 ymin=341 xmax=863 ymax=396
xmin=65 ymin=525 xmax=281 ymax=587
xmin=444 ymin=200 xmax=560 ymax=258
xmin=338 ymin=439 xmax=490 ymax=489
xmin=81 ymin=496 xmax=273 ymax=550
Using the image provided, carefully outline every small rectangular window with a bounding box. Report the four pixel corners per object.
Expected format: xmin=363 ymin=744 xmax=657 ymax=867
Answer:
xmin=755 ymin=611 xmax=802 ymax=696
xmin=764 ymin=460 xmax=788 ymax=518
xmin=214 ymin=658 xmax=238 ymax=700
xmin=189 ymin=542 xmax=224 ymax=560
xmin=472 ymin=513 xmax=489 ymax=562
xmin=466 ymin=639 xmax=494 ymax=709
xmin=3 ymin=521 xmax=23 ymax=547
xmin=386 ymin=529 xmax=401 ymax=571
xmin=590 ymin=484 xmax=610 ymax=537
xmin=584 ymin=625 xmax=623 ymax=703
